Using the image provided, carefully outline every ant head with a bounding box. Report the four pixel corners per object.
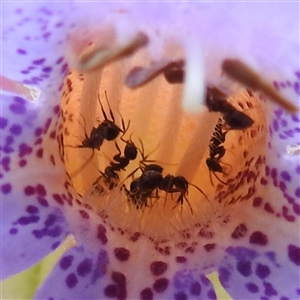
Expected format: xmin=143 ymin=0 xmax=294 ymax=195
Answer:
xmin=223 ymin=110 xmax=254 ymax=130
xmin=206 ymin=158 xmax=223 ymax=173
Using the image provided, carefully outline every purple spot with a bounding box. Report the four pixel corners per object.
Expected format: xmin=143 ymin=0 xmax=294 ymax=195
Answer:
xmin=97 ymin=224 xmax=108 ymax=245
xmin=10 ymin=97 xmax=26 ymax=115
xmin=246 ymin=282 xmax=259 ymax=293
xmin=280 ymin=297 xmax=289 ymax=300
xmin=61 ymin=63 xmax=68 ymax=74
xmin=237 ymin=260 xmax=252 ymax=277
xmin=35 ymin=127 xmax=43 ymax=136
xmin=253 ymin=197 xmax=263 ymax=207
xmin=112 ymin=271 xmax=126 ymax=286
xmin=295 ymin=188 xmax=300 ymax=198
xmin=0 ymin=117 xmax=8 ymax=129
xmin=91 ymin=250 xmax=108 ymax=284
xmin=140 ymin=288 xmax=153 ymax=300
xmin=45 ymin=214 xmax=56 ymax=227
xmin=207 ymin=289 xmax=217 ymax=300
xmin=255 ymin=263 xmax=270 ymax=279
xmin=263 ymin=281 xmax=277 ymax=297
xmin=288 ymin=244 xmax=300 ymax=266
xmin=17 ymin=48 xmax=27 ymax=55
xmin=190 ymin=281 xmax=201 ymax=296
xmin=10 ymin=124 xmax=22 ymax=135
xmin=53 ymin=194 xmax=64 ymax=205
xmin=114 ymin=247 xmax=130 ymax=262
xmin=24 ymin=185 xmax=35 ymax=196
xmin=293 ymin=203 xmax=300 ymax=215
xmin=1 ymin=183 xmax=12 ymax=194
xmin=18 ymin=215 xmax=39 ymax=225
xmin=249 ymin=231 xmax=268 ymax=246
xmin=19 ymin=143 xmax=32 ymax=157
xmin=26 ymin=205 xmax=39 ymax=214
xmin=56 ymin=57 xmax=64 ymax=64
xmin=273 ymin=120 xmax=279 ymax=132
xmin=104 ymin=285 xmax=118 ymax=298
xmin=52 ymin=241 xmax=60 ymax=250
xmin=150 ymin=261 xmax=168 ymax=276
xmin=204 ymin=243 xmax=216 ymax=251
xmin=36 ymin=184 xmax=46 ymax=196
xmin=66 ymin=273 xmax=78 ymax=288
xmin=176 ymin=256 xmax=187 ymax=263
xmin=42 ymin=66 xmax=52 ymax=73
xmin=174 ymin=291 xmax=187 ymax=300
xmin=60 ymin=255 xmax=74 ymax=270
xmin=10 ymin=228 xmax=18 ymax=235
xmin=231 ymin=223 xmax=248 ymax=239
xmin=77 ymin=258 xmax=92 ymax=277
xmin=153 ymin=278 xmax=169 ymax=293
xmin=32 ymin=58 xmax=45 ymax=65
xmin=219 ymin=267 xmax=230 ymax=286
xmin=38 ymin=197 xmax=49 ymax=207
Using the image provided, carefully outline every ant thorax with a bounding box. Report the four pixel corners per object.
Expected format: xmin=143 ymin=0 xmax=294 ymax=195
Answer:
xmin=61 ymin=62 xmax=269 ymax=239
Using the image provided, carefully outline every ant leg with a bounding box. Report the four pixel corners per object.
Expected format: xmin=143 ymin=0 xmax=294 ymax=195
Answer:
xmin=209 ymin=171 xmax=215 ymax=187
xmin=213 ymin=172 xmax=229 ymax=185
xmin=98 ymin=94 xmax=109 ymax=121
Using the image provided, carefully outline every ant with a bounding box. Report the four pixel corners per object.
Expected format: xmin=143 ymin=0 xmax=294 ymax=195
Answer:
xmin=206 ymin=119 xmax=230 ymax=186
xmin=160 ymin=175 xmax=209 ymax=214
xmin=205 ymin=87 xmax=254 ymax=130
xmin=68 ymin=91 xmax=127 ymax=177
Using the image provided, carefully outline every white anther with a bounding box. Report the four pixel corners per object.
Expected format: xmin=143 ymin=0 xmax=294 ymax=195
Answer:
xmin=286 ymin=144 xmax=300 ymax=156
xmin=182 ymin=41 xmax=205 ymax=114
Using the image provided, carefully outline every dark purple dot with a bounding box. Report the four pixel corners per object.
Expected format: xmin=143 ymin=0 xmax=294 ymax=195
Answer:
xmin=281 ymin=171 xmax=291 ymax=181
xmin=253 ymin=197 xmax=263 ymax=207
xmin=60 ymin=255 xmax=74 ymax=270
xmin=53 ymin=194 xmax=64 ymax=205
xmin=17 ymin=48 xmax=27 ymax=55
xmin=32 ymin=58 xmax=45 ymax=65
xmin=9 ymin=98 xmax=26 ymax=115
xmin=263 ymin=281 xmax=277 ymax=296
xmin=36 ymin=184 xmax=46 ymax=196
xmin=19 ymin=159 xmax=27 ymax=167
xmin=26 ymin=205 xmax=39 ymax=214
xmin=24 ymin=185 xmax=35 ymax=196
xmin=18 ymin=215 xmax=39 ymax=225
xmin=246 ymin=282 xmax=259 ymax=293
xmin=79 ymin=209 xmax=89 ymax=219
xmin=190 ymin=281 xmax=201 ymax=296
xmin=207 ymin=289 xmax=217 ymax=300
xmin=249 ymin=231 xmax=268 ymax=246
xmin=52 ymin=241 xmax=60 ymax=250
xmin=218 ymin=267 xmax=230 ymax=284
xmin=231 ymin=223 xmax=248 ymax=239
xmin=10 ymin=124 xmax=22 ymax=135
xmin=97 ymin=224 xmax=108 ymax=245
xmin=104 ymin=284 xmax=118 ymax=298
xmin=255 ymin=263 xmax=270 ymax=279
xmin=112 ymin=271 xmax=126 ymax=287
xmin=204 ymin=243 xmax=216 ymax=251
xmin=293 ymin=203 xmax=300 ymax=215
xmin=140 ymin=288 xmax=153 ymax=300
xmin=273 ymin=120 xmax=279 ymax=131
xmin=42 ymin=66 xmax=52 ymax=73
xmin=280 ymin=296 xmax=289 ymax=300
xmin=45 ymin=214 xmax=56 ymax=227
xmin=295 ymin=188 xmax=300 ymax=198
xmin=153 ymin=278 xmax=169 ymax=293
xmin=9 ymin=228 xmax=18 ymax=235
xmin=150 ymin=261 xmax=168 ymax=276
xmin=0 ymin=117 xmax=8 ymax=129
xmin=38 ymin=197 xmax=49 ymax=207
xmin=174 ymin=291 xmax=187 ymax=300
xmin=237 ymin=260 xmax=252 ymax=277
xmin=1 ymin=183 xmax=12 ymax=194
xmin=77 ymin=258 xmax=92 ymax=277
xmin=175 ymin=256 xmax=187 ymax=263
xmin=66 ymin=273 xmax=78 ymax=288
xmin=56 ymin=57 xmax=64 ymax=64
xmin=288 ymin=244 xmax=300 ymax=266
xmin=114 ymin=247 xmax=130 ymax=262
xmin=35 ymin=127 xmax=43 ymax=136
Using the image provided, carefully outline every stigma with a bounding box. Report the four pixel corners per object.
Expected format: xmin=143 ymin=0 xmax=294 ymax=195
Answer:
xmin=60 ymin=28 xmax=295 ymax=241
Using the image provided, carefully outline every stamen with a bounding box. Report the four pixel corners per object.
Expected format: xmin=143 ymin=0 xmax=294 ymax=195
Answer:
xmin=75 ymin=32 xmax=149 ymax=72
xmin=222 ymin=59 xmax=298 ymax=114
xmin=125 ymin=59 xmax=184 ymax=88
xmin=182 ymin=42 xmax=205 ymax=113
xmin=0 ymin=75 xmax=41 ymax=101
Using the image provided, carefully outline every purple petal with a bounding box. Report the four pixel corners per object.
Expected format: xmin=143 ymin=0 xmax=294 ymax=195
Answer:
xmin=219 ymin=246 xmax=300 ymax=299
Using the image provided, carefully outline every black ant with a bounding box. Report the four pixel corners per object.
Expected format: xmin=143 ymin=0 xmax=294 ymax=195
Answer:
xmin=205 ymin=87 xmax=254 ymax=130
xmin=68 ymin=91 xmax=127 ymax=177
xmin=206 ymin=119 xmax=230 ymax=186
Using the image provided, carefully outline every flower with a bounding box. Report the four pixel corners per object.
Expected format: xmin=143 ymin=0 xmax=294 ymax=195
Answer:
xmin=1 ymin=2 xmax=300 ymax=300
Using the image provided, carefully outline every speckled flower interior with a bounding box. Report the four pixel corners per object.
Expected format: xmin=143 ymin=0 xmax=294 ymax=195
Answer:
xmin=1 ymin=2 xmax=300 ymax=300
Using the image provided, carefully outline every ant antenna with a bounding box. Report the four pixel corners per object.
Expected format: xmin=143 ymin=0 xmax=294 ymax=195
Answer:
xmin=104 ymin=90 xmax=116 ymax=123
xmin=98 ymin=94 xmax=109 ymax=121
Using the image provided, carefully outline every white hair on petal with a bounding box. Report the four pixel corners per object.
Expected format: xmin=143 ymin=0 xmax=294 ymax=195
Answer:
xmin=182 ymin=40 xmax=205 ymax=114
